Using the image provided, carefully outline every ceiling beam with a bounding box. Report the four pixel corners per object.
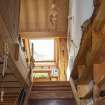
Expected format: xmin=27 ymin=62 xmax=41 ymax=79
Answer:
xmin=20 ymin=32 xmax=67 ymax=39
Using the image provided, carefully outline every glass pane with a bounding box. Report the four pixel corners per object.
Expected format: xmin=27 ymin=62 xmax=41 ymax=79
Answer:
xmin=32 ymin=73 xmax=49 ymax=78
xmin=30 ymin=39 xmax=54 ymax=61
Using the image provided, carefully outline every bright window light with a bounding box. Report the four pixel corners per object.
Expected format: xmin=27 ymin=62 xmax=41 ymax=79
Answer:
xmin=30 ymin=39 xmax=54 ymax=61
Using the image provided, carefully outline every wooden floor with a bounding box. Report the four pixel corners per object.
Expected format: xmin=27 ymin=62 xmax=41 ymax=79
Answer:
xmin=28 ymin=81 xmax=76 ymax=105
xmin=29 ymin=99 xmax=76 ymax=105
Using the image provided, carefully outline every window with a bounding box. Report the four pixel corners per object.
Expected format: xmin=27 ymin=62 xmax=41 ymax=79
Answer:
xmin=30 ymin=39 xmax=54 ymax=61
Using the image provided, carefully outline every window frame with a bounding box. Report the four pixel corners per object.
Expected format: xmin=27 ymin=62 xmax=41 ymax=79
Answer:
xmin=30 ymin=38 xmax=56 ymax=62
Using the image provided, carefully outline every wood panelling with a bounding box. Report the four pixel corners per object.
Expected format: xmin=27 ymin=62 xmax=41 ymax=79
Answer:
xmin=71 ymin=0 xmax=105 ymax=104
xmin=0 ymin=0 xmax=20 ymax=41
xmin=19 ymin=0 xmax=69 ymax=38
xmin=92 ymin=0 xmax=105 ymax=64
xmin=71 ymin=25 xmax=92 ymax=80
xmin=57 ymin=38 xmax=68 ymax=80
xmin=94 ymin=63 xmax=105 ymax=85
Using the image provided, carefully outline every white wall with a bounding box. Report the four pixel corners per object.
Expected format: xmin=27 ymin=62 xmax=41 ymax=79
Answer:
xmin=71 ymin=0 xmax=94 ymax=50
xmin=67 ymin=0 xmax=94 ymax=80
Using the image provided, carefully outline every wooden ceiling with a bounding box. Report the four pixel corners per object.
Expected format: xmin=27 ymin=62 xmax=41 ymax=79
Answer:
xmin=19 ymin=0 xmax=69 ymax=38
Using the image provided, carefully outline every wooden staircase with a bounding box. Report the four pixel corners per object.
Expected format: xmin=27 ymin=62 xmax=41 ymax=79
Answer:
xmin=28 ymin=81 xmax=76 ymax=105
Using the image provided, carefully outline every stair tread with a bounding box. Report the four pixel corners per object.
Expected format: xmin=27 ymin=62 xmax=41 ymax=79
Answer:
xmin=30 ymin=91 xmax=73 ymax=99
xmin=32 ymin=81 xmax=70 ymax=87
xmin=31 ymin=86 xmax=72 ymax=91
xmin=29 ymin=81 xmax=74 ymax=100
xmin=28 ymin=99 xmax=76 ymax=105
xmin=31 ymin=90 xmax=72 ymax=93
